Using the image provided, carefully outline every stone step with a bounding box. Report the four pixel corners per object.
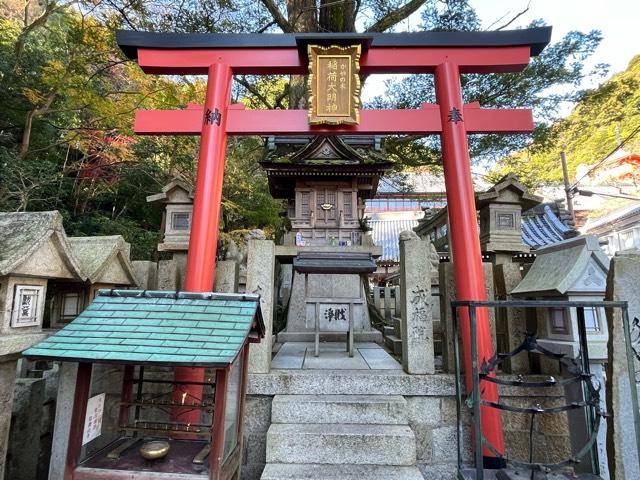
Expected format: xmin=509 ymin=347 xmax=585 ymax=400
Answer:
xmin=271 ymin=394 xmax=407 ymax=425
xmin=385 ymin=334 xmax=403 ymax=356
xmin=266 ymin=423 xmax=416 ymax=466
xmin=393 ymin=317 xmax=402 ymax=336
xmin=261 ymin=464 xmax=424 ymax=480
xmin=383 ymin=325 xmax=395 ymax=337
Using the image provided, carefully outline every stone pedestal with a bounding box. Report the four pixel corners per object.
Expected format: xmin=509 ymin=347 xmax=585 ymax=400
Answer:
xmin=132 ymin=260 xmax=158 ymax=289
xmin=399 ymin=238 xmax=434 ymax=374
xmin=494 ymin=263 xmax=528 ymax=373
xmin=6 ymin=377 xmax=45 ymax=480
xmin=215 ymin=260 xmax=239 ymax=293
xmin=0 ymin=356 xmax=18 ymax=480
xmin=48 ymin=362 xmax=78 ymax=480
xmin=279 ymin=268 xmax=381 ymax=343
xmin=247 ymin=240 xmax=276 ymax=374
xmin=605 ymin=251 xmax=640 ymax=480
xmin=173 ymin=252 xmax=188 ymax=290
xmin=157 ymin=259 xmax=179 ymax=290
xmin=440 ymin=262 xmax=496 ymax=373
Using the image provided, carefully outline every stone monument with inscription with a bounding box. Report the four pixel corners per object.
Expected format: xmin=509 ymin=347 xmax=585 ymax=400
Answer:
xmin=399 ymin=234 xmax=435 ymax=374
xmin=605 ymin=249 xmax=640 ymax=480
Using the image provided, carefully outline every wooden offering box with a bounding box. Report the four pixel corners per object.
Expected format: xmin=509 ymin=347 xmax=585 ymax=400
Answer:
xmin=25 ymin=289 xmax=264 ymax=480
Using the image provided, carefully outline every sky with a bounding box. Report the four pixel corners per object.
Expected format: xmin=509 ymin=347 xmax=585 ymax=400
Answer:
xmin=362 ymin=0 xmax=640 ymax=109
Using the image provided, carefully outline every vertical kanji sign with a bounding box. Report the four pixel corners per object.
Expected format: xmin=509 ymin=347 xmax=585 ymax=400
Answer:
xmin=308 ymin=44 xmax=361 ymax=125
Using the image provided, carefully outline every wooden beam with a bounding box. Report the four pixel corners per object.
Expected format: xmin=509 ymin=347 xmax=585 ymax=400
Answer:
xmin=134 ymin=103 xmax=533 ymax=136
xmin=136 ymin=46 xmax=531 ymax=75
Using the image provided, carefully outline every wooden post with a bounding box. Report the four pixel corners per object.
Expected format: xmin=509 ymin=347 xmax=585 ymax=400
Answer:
xmin=63 ymin=362 xmax=92 ymax=480
xmin=210 ymin=367 xmax=229 ymax=480
xmin=560 ymin=151 xmax=576 ymax=224
xmin=118 ymin=365 xmax=134 ymax=427
xmin=176 ymin=61 xmax=233 ymax=423
xmin=234 ymin=344 xmax=251 ymax=480
xmin=435 ymin=60 xmax=505 ymax=462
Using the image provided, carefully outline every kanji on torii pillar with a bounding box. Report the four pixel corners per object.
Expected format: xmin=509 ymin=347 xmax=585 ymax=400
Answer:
xmin=117 ymin=27 xmax=551 ymax=466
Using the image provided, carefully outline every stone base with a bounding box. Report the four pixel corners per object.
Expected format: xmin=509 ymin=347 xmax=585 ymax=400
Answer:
xmin=241 ymin=372 xmax=571 ymax=480
xmin=276 ymin=331 xmax=382 ymax=343
xmin=385 ymin=335 xmax=403 ymax=356
xmin=461 ymin=468 xmax=602 ymax=479
xmin=266 ymin=423 xmax=416 ymax=465
xmin=0 ymin=333 xmax=49 ymax=356
xmin=283 ymin=268 xmax=379 ymax=340
xmin=261 ymin=464 xmax=424 ymax=479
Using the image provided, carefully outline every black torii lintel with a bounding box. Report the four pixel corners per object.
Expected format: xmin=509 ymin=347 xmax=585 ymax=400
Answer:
xmin=116 ymin=26 xmax=552 ymax=60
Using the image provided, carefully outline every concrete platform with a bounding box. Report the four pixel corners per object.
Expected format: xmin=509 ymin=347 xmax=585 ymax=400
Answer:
xmin=248 ymin=370 xmax=566 ymax=397
xmin=261 ymin=464 xmax=425 ymax=479
xmin=460 ymin=469 xmax=602 ymax=479
xmin=271 ymin=342 xmax=401 ymax=370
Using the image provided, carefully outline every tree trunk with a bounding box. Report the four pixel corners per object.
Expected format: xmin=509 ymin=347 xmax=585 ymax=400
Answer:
xmin=286 ymin=0 xmax=317 ymax=108
xmin=319 ymin=0 xmax=356 ymax=32
xmin=282 ymin=0 xmax=426 ymax=108
xmin=19 ymin=91 xmax=57 ymax=158
xmin=19 ymin=110 xmax=35 ymax=159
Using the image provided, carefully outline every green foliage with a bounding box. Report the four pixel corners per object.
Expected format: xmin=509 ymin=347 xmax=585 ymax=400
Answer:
xmin=358 ymin=216 xmax=373 ymax=232
xmin=490 ymin=55 xmax=640 ymax=188
xmin=0 ymin=7 xmax=195 ymax=259
xmin=372 ymin=1 xmax=604 ymax=168
xmin=0 ymin=0 xmax=609 ymax=261
xmin=222 ymin=136 xmax=283 ymax=236
xmin=0 ymin=4 xmax=282 ymax=259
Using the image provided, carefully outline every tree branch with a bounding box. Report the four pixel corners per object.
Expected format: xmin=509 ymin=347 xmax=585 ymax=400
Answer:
xmin=257 ymin=20 xmax=278 ymax=33
xmin=259 ymin=0 xmax=292 ymax=33
xmin=234 ymin=76 xmax=274 ymax=109
xmin=365 ymin=0 xmax=426 ymax=33
xmin=494 ymin=1 xmax=531 ymax=31
xmin=14 ymin=1 xmax=63 ymax=61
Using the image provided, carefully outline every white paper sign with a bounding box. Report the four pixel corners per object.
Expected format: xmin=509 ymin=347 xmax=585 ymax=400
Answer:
xmin=319 ymin=304 xmax=350 ymax=332
xmin=82 ymin=393 xmax=105 ymax=445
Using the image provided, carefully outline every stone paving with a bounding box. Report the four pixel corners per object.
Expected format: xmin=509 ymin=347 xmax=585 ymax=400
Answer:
xmin=271 ymin=342 xmax=402 ymax=370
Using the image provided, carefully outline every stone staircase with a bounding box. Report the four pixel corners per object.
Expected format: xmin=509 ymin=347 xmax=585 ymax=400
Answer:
xmin=261 ymin=394 xmax=423 ymax=479
xmin=383 ymin=317 xmax=403 ymax=356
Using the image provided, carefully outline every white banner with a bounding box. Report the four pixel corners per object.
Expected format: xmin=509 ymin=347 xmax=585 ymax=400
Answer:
xmin=82 ymin=393 xmax=105 ymax=445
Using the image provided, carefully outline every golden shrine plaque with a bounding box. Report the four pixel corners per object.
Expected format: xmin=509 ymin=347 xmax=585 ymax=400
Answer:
xmin=307 ymin=44 xmax=361 ymax=125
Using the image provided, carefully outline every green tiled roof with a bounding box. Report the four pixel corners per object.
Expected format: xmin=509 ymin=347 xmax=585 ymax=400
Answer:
xmin=24 ymin=290 xmax=264 ymax=367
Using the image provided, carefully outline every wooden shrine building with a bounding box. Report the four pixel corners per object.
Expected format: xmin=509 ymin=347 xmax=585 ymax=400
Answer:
xmin=24 ymin=289 xmax=264 ymax=480
xmin=260 ymin=135 xmax=392 ymax=247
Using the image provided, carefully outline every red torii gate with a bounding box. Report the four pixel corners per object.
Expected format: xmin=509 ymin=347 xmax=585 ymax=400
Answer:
xmin=117 ymin=27 xmax=551 ymax=466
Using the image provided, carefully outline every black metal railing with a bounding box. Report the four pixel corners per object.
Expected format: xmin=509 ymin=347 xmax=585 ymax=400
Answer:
xmin=450 ymin=299 xmax=639 ymax=480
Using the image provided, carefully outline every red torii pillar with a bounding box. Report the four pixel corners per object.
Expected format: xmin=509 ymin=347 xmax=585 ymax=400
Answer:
xmin=118 ymin=27 xmax=551 ymax=464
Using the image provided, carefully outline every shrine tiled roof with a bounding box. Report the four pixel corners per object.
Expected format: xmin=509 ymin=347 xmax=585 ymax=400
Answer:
xmin=67 ymin=236 xmax=137 ymax=284
xmin=24 ymin=290 xmax=264 ymax=367
xmin=522 ymin=205 xmax=576 ymax=249
xmin=293 ymin=251 xmax=377 ymax=274
xmin=0 ymin=211 xmax=85 ymax=279
xmin=370 ymin=215 xmax=421 ymax=262
xmin=261 ymin=136 xmax=391 ymax=166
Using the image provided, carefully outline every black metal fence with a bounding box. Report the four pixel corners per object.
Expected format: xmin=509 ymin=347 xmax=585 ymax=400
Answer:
xmin=451 ymin=299 xmax=639 ymax=479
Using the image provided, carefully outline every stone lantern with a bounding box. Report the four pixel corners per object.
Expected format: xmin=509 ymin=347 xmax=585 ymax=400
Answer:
xmin=511 ymin=235 xmax=611 ymax=476
xmin=511 ymin=235 xmax=610 ymax=361
xmin=475 ymin=173 xmax=543 ymax=264
xmin=146 ymin=178 xmax=194 ymax=253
